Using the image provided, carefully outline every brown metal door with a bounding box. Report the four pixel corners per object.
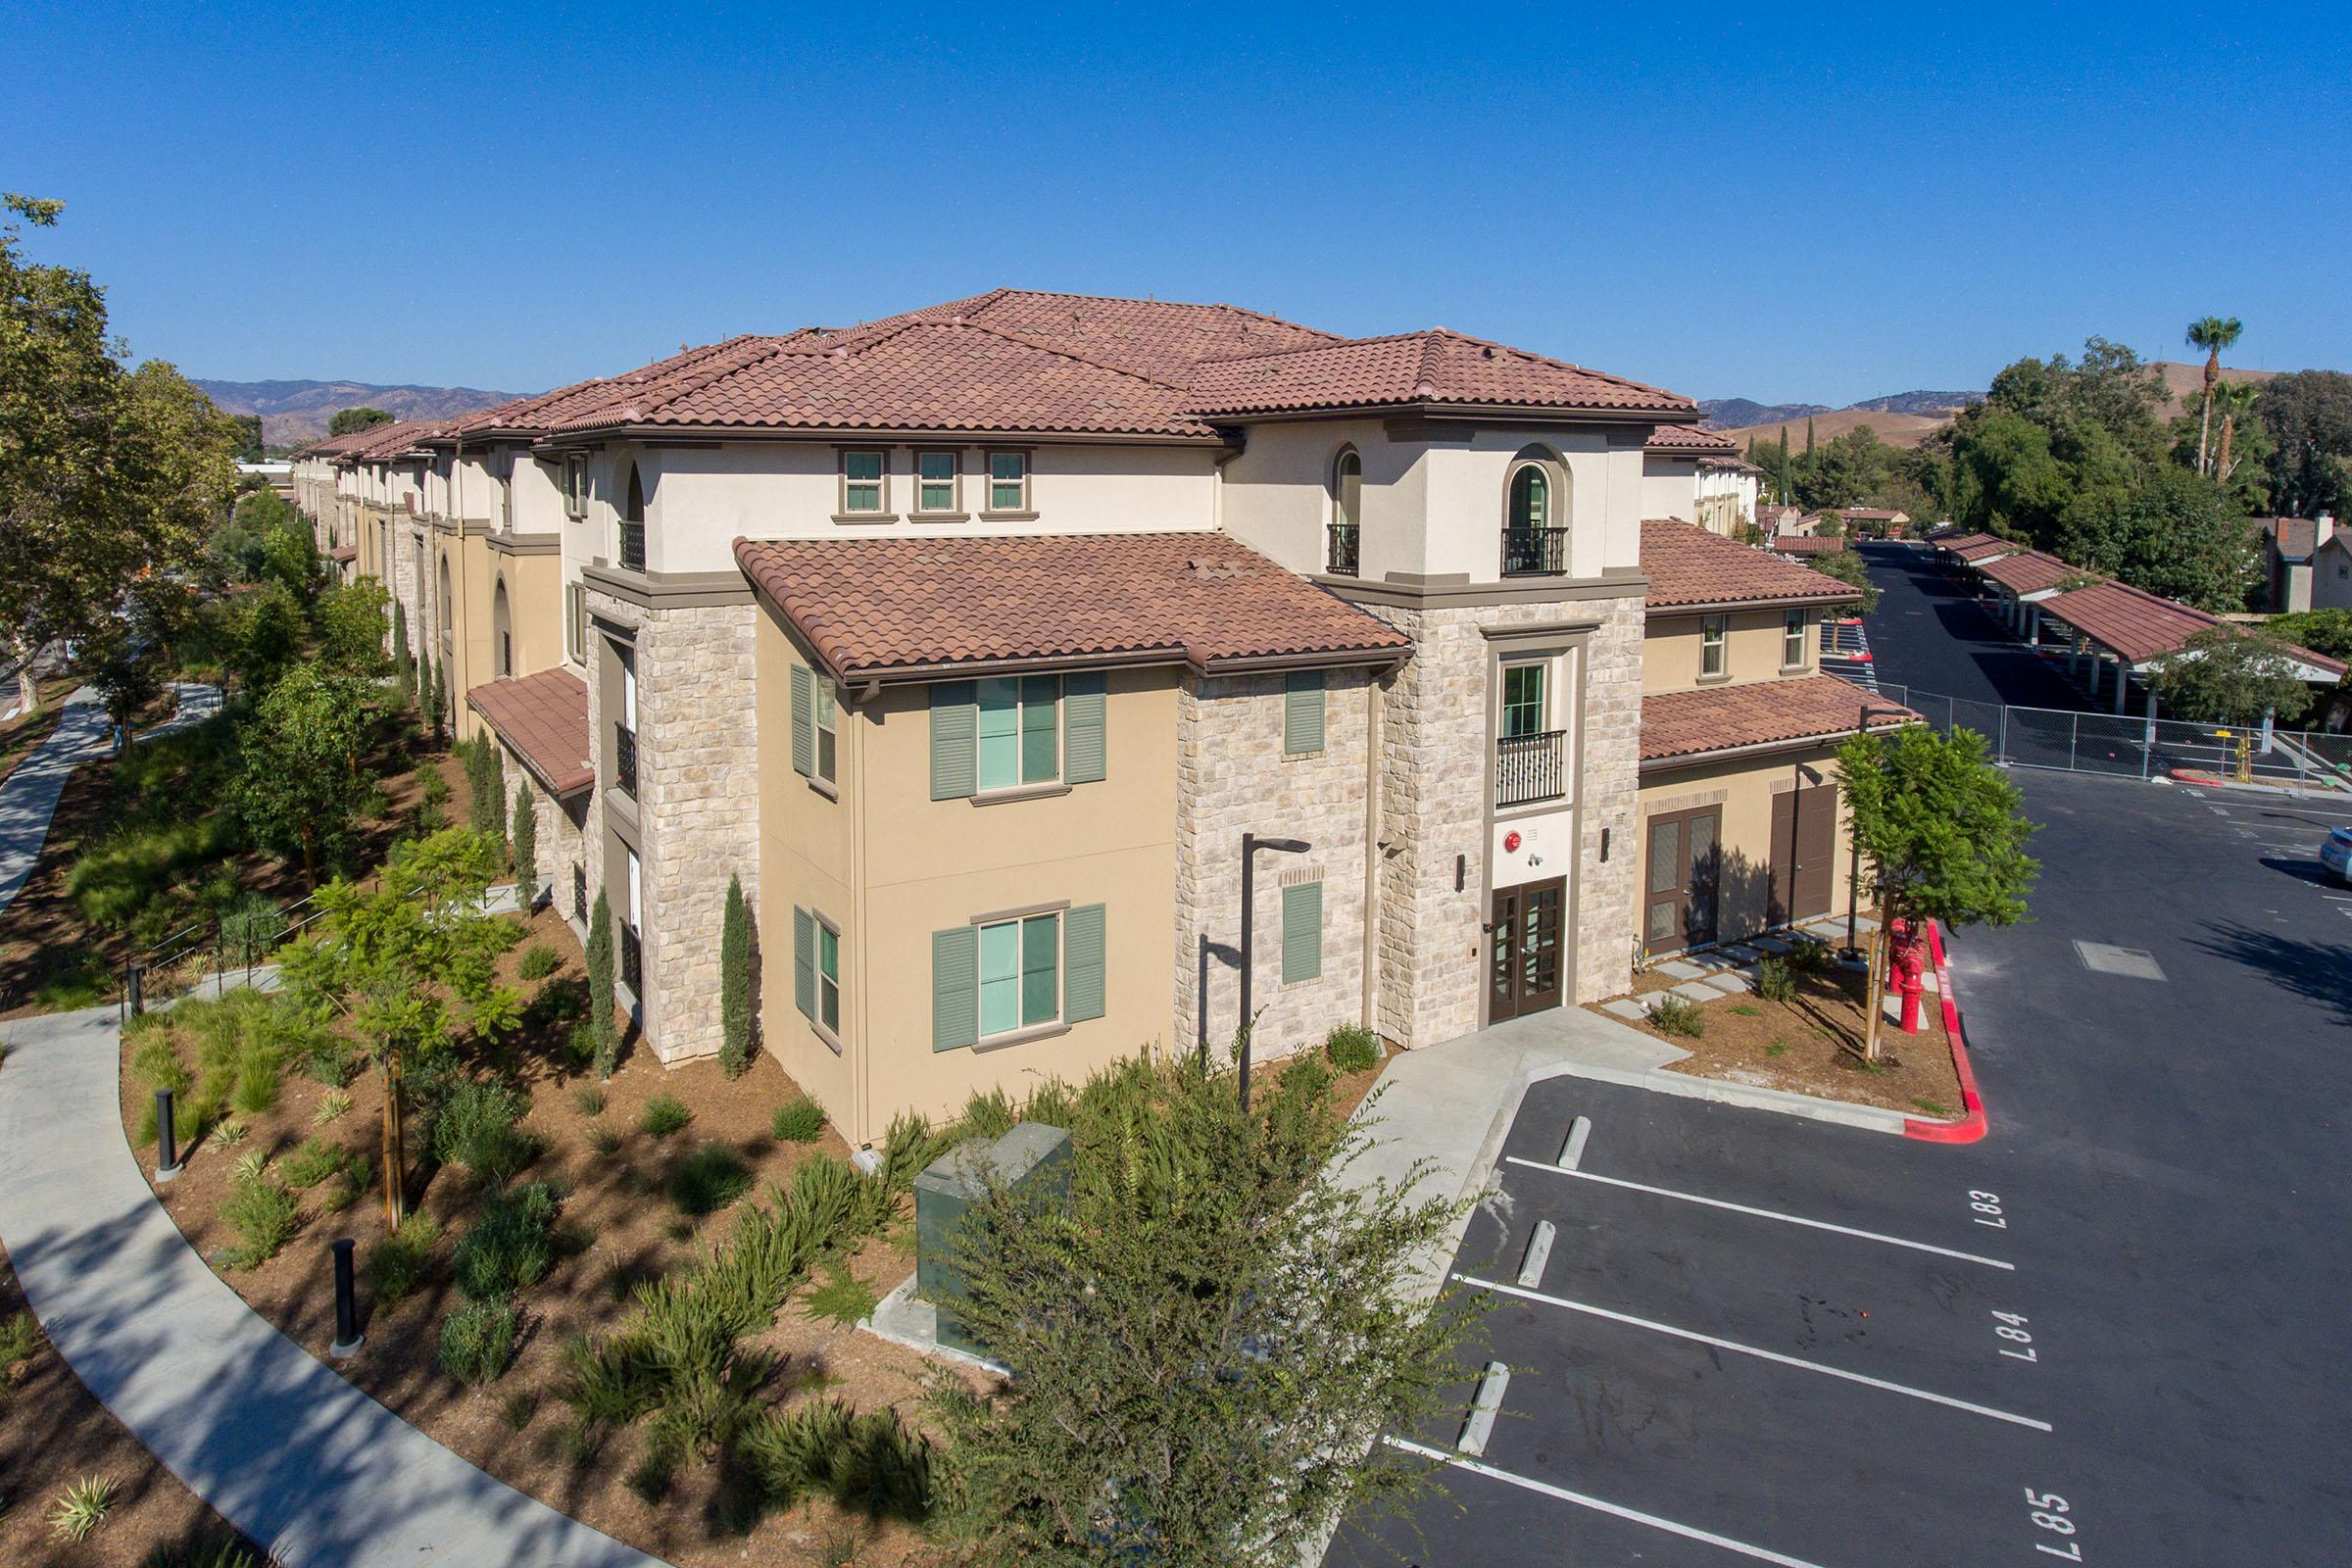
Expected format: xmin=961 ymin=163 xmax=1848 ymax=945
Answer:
xmin=1644 ymin=807 xmax=1720 ymax=954
xmin=1490 ymin=877 xmax=1566 ymax=1020
xmin=1771 ymin=784 xmax=1838 ymax=924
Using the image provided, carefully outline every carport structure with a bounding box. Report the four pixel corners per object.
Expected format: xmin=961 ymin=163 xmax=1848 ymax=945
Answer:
xmin=2034 ymin=578 xmax=2349 ymax=715
xmin=1975 ymin=549 xmax=2089 ymax=643
xmin=1926 ymin=530 xmax=2013 ymax=569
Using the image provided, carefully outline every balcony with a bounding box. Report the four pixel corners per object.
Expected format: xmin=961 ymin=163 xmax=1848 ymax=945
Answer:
xmin=1501 ymin=527 xmax=1569 ymax=576
xmin=614 ymin=723 xmax=638 ymax=798
xmin=619 ymin=519 xmax=646 ymax=572
xmin=572 ymin=863 xmax=587 ymax=923
xmin=619 ymin=922 xmax=642 ymax=995
xmin=1495 ymin=729 xmax=1567 ymax=808
xmin=1326 ymin=522 xmax=1361 ymax=577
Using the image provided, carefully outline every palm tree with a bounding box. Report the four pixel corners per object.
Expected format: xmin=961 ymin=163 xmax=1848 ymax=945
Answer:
xmin=2210 ymin=378 xmax=2262 ymax=485
xmin=2185 ymin=316 xmax=2243 ymax=474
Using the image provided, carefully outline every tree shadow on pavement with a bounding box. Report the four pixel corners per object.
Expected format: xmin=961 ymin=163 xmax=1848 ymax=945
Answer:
xmin=2188 ymin=917 xmax=2352 ymax=1029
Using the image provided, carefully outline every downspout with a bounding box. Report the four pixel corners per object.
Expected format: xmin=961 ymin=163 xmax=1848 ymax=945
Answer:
xmin=1361 ymin=667 xmax=1383 ymax=1033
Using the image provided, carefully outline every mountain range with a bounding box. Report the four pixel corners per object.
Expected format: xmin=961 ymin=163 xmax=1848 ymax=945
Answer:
xmin=1698 ymin=389 xmax=1984 ymax=431
xmin=195 ymin=377 xmax=534 ymax=446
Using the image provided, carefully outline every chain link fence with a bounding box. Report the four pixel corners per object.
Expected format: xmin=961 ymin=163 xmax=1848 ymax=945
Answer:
xmin=1877 ymin=683 xmax=2352 ymax=796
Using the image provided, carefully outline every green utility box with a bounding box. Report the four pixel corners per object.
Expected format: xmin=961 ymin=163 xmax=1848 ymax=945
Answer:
xmin=914 ymin=1119 xmax=1071 ymax=1358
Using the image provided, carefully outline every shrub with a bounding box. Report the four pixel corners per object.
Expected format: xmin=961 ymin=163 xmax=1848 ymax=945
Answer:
xmin=217 ymin=893 xmax=283 ymax=969
xmin=1786 ymin=938 xmax=1837 ymax=975
xmin=368 ymin=1213 xmax=441 ymax=1304
xmin=34 ymin=952 xmax=113 ymax=1012
xmin=511 ymin=784 xmax=538 ymax=909
xmin=0 ymin=1308 xmax=40 ymax=1366
xmin=433 ymin=1078 xmax=537 ymax=1186
xmin=454 ymin=1182 xmax=560 ymax=1302
xmin=571 ymin=1084 xmax=606 ymax=1117
xmin=528 ymin=975 xmax=589 ymax=1033
xmin=1647 ymin=993 xmax=1706 ymax=1039
xmin=1755 ymin=958 xmax=1797 ymax=1003
xmin=304 ymin=1036 xmax=360 ymax=1087
xmin=588 ymin=1125 xmax=623 ymax=1156
xmin=955 ymin=1086 xmax=1018 ymax=1143
xmin=737 ymin=1398 xmax=936 ymax=1523
xmin=719 ymin=873 xmax=752 ymax=1079
xmin=438 ymin=1300 xmax=517 ymax=1386
xmin=138 ymin=1532 xmax=259 ymax=1567
xmin=669 ymin=1144 xmax=754 ymax=1216
xmin=220 ymin=1169 xmax=300 ymax=1269
xmin=585 ymin=891 xmax=617 ymax=1078
xmin=639 ymin=1093 xmax=691 ymax=1139
xmin=1324 ymin=1023 xmax=1381 ymax=1073
xmin=130 ymin=1032 xmax=192 ymax=1093
xmin=502 ymin=1391 xmax=540 ymax=1432
xmin=322 ymin=1156 xmax=370 ymax=1214
xmin=280 ymin=1137 xmax=350 ymax=1190
xmin=229 ymin=1052 xmax=282 ymax=1116
xmin=47 ymin=1474 xmax=117 ymax=1543
xmin=313 ymin=1089 xmax=354 ymax=1124
xmin=770 ymin=1094 xmax=826 ymax=1144
xmin=518 ymin=944 xmax=561 ymax=982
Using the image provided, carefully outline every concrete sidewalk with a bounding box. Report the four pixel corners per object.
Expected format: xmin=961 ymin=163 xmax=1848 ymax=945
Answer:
xmin=0 ymin=995 xmax=664 ymax=1568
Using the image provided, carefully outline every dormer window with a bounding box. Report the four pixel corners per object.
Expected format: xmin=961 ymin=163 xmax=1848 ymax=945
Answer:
xmin=841 ymin=450 xmax=888 ymax=515
xmin=986 ymin=451 xmax=1031 ymax=514
xmin=1328 ymin=448 xmax=1362 ymax=575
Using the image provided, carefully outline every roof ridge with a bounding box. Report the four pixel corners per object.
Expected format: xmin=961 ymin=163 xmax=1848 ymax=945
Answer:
xmin=573 ymin=334 xmax=802 ymax=426
xmin=943 ymin=318 xmax=1193 ymax=395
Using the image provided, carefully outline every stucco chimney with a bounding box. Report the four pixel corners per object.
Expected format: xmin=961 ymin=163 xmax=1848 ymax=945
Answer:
xmin=2319 ymin=513 xmax=2336 ymax=547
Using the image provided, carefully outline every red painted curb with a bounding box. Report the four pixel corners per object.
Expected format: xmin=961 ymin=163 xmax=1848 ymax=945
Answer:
xmin=1904 ymin=918 xmax=1988 ymax=1143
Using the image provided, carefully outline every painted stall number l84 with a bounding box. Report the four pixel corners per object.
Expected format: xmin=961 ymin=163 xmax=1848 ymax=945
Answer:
xmin=2025 ymin=1489 xmax=2080 ymax=1560
xmin=1993 ymin=1311 xmax=2038 ymax=1362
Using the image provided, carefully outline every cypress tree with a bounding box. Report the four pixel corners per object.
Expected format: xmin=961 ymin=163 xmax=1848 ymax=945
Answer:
xmin=511 ymin=783 xmax=537 ymax=908
xmin=719 ymin=873 xmax=752 ymax=1079
xmin=393 ymin=601 xmax=415 ymax=701
xmin=586 ymin=889 xmax=617 ymax=1078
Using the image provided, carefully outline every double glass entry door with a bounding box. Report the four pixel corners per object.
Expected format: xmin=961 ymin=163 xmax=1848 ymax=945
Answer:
xmin=1490 ymin=876 xmax=1565 ymax=1022
xmin=1644 ymin=806 xmax=1720 ymax=954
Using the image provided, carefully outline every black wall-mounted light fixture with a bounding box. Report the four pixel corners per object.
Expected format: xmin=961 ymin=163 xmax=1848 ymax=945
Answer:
xmin=1600 ymin=827 xmax=1611 ymax=862
xmin=1455 ymin=854 xmax=1466 ymax=893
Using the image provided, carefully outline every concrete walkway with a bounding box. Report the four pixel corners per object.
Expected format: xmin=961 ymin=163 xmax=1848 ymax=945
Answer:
xmin=0 ymin=682 xmax=225 ymax=916
xmin=0 ymin=992 xmax=663 ymax=1567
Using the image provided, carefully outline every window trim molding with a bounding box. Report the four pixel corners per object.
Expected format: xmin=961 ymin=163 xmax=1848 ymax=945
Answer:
xmin=982 ymin=447 xmax=1032 ymax=516
xmin=837 ymin=446 xmax=894 ymax=519
xmin=812 ymin=906 xmax=844 ymax=1050
xmin=911 ymin=448 xmax=964 ymax=519
xmin=1699 ymin=612 xmax=1731 ymax=682
xmin=1780 ymin=608 xmax=1811 ymax=673
xmin=973 ymin=906 xmax=1063 ymax=1045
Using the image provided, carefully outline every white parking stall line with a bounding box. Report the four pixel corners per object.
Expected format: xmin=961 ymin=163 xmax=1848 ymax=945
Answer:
xmin=1383 ymin=1437 xmax=1833 ymax=1568
xmin=1503 ymin=1157 xmax=2016 ymax=1270
xmin=1459 ymin=1275 xmax=2054 ymax=1432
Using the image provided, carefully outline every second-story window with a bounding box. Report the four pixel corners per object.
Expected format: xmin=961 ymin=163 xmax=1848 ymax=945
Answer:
xmin=1783 ymin=609 xmax=1809 ymax=669
xmin=1701 ymin=614 xmax=1728 ymax=679
xmin=1503 ymin=462 xmax=1565 ymax=575
xmin=814 ymin=675 xmax=838 ymax=784
xmin=916 ymin=450 xmax=959 ymax=514
xmin=987 ymin=451 xmax=1029 ymax=514
xmin=563 ymin=457 xmax=588 ymax=519
xmin=620 ymin=464 xmax=647 ymax=571
xmin=978 ymin=674 xmax=1058 ymax=791
xmin=842 ymin=450 xmax=887 ymax=514
xmin=1501 ymin=662 xmax=1545 ymax=738
xmin=1329 ymin=449 xmax=1362 ymax=575
xmin=565 ymin=581 xmax=585 ymax=662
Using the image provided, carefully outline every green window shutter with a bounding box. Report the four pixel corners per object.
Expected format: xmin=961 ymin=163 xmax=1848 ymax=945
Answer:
xmin=790 ymin=664 xmax=814 ymax=777
xmin=1064 ymin=672 xmax=1106 ymax=783
xmin=793 ymin=906 xmax=815 ymax=1019
xmin=930 ymin=681 xmax=977 ymax=800
xmin=1285 ymin=671 xmax=1326 ymax=756
xmin=1281 ymin=881 xmax=1323 ymax=984
xmin=932 ymin=926 xmax=979 ymax=1052
xmin=1064 ymin=904 xmax=1105 ymax=1022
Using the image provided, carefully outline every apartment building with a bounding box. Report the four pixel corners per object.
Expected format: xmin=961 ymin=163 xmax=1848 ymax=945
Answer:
xmin=292 ymin=290 xmax=1888 ymax=1144
xmin=1642 ymin=423 xmax=1761 ymax=537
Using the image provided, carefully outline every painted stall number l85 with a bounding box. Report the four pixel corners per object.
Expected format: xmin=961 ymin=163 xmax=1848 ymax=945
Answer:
xmin=2025 ymin=1489 xmax=2080 ymax=1560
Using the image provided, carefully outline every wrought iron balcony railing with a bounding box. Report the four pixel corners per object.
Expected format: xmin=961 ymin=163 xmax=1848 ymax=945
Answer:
xmin=1500 ymin=526 xmax=1569 ymax=576
xmin=614 ymin=724 xmax=638 ymax=798
xmin=1326 ymin=522 xmax=1361 ymax=577
xmin=1494 ymin=729 xmax=1567 ymax=808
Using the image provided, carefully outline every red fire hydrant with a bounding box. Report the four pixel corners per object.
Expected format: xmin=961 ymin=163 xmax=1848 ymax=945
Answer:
xmin=1889 ymin=917 xmax=1926 ymax=1035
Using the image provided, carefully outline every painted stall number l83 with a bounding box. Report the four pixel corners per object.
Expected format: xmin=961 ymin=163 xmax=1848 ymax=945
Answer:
xmin=2024 ymin=1489 xmax=2081 ymax=1560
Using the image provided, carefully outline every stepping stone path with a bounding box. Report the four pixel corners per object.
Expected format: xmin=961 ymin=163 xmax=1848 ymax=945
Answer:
xmin=1600 ymin=998 xmax=1651 ymax=1022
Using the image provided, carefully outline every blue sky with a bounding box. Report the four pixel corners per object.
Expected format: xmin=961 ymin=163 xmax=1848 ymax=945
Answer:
xmin=8 ymin=2 xmax=2348 ymax=406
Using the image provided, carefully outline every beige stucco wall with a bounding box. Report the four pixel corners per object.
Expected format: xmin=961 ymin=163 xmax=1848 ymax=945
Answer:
xmin=1638 ymin=745 xmax=1854 ymax=954
xmin=1642 ymin=455 xmax=1699 ymax=523
xmin=490 ymin=549 xmax=565 ymax=681
xmin=1642 ymin=608 xmax=1817 ymax=695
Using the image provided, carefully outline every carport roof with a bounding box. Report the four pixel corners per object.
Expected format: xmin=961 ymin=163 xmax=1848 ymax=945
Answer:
xmin=1952 ymin=536 xmax=2021 ymax=564
xmin=2038 ymin=580 xmax=2348 ymax=677
xmin=1976 ymin=550 xmax=2082 ymax=597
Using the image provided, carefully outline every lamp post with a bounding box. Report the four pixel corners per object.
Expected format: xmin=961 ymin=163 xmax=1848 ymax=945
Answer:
xmin=1845 ymin=705 xmax=1910 ymax=960
xmin=1237 ymin=831 xmax=1312 ymax=1112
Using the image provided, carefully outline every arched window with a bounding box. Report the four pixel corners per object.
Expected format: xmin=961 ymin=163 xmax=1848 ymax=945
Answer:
xmin=620 ymin=463 xmax=647 ymax=571
xmin=1328 ymin=447 xmax=1362 ymax=575
xmin=493 ymin=579 xmax=513 ymax=678
xmin=1502 ymin=456 xmax=1568 ymax=576
xmin=438 ymin=555 xmax=453 ymax=649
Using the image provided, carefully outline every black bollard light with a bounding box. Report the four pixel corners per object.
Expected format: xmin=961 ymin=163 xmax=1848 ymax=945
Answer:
xmin=155 ymin=1088 xmax=181 ymax=1181
xmin=329 ymin=1238 xmax=364 ymax=1357
xmin=126 ymin=960 xmax=145 ymax=1017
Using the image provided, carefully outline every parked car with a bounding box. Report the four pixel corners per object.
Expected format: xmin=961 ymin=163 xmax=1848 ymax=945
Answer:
xmin=2322 ymin=827 xmax=2352 ymax=885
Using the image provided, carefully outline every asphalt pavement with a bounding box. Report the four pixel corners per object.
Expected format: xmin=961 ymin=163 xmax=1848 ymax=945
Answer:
xmin=1329 ymin=543 xmax=2352 ymax=1567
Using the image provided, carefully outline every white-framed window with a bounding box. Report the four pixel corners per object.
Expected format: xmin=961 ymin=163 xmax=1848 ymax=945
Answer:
xmin=1501 ymin=660 xmax=1546 ymax=738
xmin=977 ymin=674 xmax=1059 ymax=791
xmin=563 ymin=457 xmax=589 ymax=519
xmin=916 ymin=450 xmax=959 ymax=514
xmin=986 ymin=450 xmax=1029 ymax=513
xmin=816 ymin=915 xmax=841 ymax=1033
xmin=978 ymin=910 xmax=1059 ymax=1040
xmin=1783 ymin=609 xmax=1809 ymax=669
xmin=814 ymin=675 xmax=838 ymax=784
xmin=565 ymin=581 xmax=586 ymax=662
xmin=1701 ymin=614 xmax=1729 ymax=679
xmin=841 ymin=450 xmax=887 ymax=514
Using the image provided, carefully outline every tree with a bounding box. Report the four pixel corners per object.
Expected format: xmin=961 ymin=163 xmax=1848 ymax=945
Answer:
xmin=423 ymin=655 xmax=446 ymax=743
xmin=227 ymin=581 xmax=306 ymax=697
xmin=510 ymin=784 xmax=538 ymax=909
xmin=233 ymin=662 xmax=381 ymax=885
xmin=933 ymin=1052 xmax=1479 ymax=1567
xmin=2255 ymin=369 xmax=2352 ymax=519
xmin=1806 ymin=546 xmax=1880 ymax=613
xmin=2265 ymin=609 xmax=2352 ymax=663
xmin=279 ymin=828 xmax=522 ymax=1227
xmin=82 ymin=621 xmax=165 ymax=749
xmin=2055 ymin=467 xmax=2261 ymax=612
xmin=1 ymin=195 xmax=240 ymax=710
xmin=462 ymin=735 xmax=506 ymax=844
xmin=328 ymin=406 xmax=394 ymax=437
xmin=315 ymin=578 xmax=392 ymax=679
xmin=1837 ymin=725 xmax=2036 ymax=1063
xmin=229 ymin=414 xmax=265 ymax=463
xmin=719 ymin=873 xmax=752 ymax=1079
xmin=393 ymin=599 xmax=416 ymax=701
xmin=2148 ymin=625 xmax=2315 ymax=728
xmin=585 ymin=890 xmax=617 ymax=1077
xmin=2185 ymin=317 xmax=2243 ymax=474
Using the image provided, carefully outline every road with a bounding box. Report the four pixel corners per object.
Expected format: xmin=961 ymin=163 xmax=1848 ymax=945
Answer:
xmin=1330 ymin=543 xmax=2352 ymax=1566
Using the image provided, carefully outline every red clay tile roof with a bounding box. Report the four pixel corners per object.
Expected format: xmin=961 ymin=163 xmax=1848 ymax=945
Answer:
xmin=1642 ymin=674 xmax=1917 ymax=764
xmin=898 ymin=289 xmax=1340 ymax=387
xmin=1641 ymin=518 xmax=1860 ymax=611
xmin=467 ymin=668 xmax=594 ymax=797
xmin=1953 ymin=537 xmax=2022 ymax=564
xmin=1976 ymin=550 xmax=2085 ymax=597
xmin=1183 ymin=328 xmax=1697 ymax=419
xmin=551 ymin=320 xmax=1217 ymax=439
xmin=333 ymin=418 xmax=450 ymax=465
xmin=327 ymin=545 xmax=358 ymax=563
xmin=1646 ymin=423 xmax=1739 ymax=453
xmin=1931 ymin=530 xmax=2002 ymax=555
xmin=1766 ymin=534 xmax=1846 ymax=556
xmin=2033 ymin=579 xmax=2352 ymax=677
xmin=733 ymin=531 xmax=1408 ymax=682
xmin=441 ymin=337 xmax=767 ymax=440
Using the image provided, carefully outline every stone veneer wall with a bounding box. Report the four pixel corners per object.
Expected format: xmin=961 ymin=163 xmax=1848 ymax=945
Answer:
xmin=494 ymin=742 xmax=588 ymax=919
xmin=1173 ymin=666 xmax=1375 ymax=1066
xmin=582 ymin=589 xmax=760 ymax=1064
xmin=1365 ymin=591 xmax=1643 ymax=1048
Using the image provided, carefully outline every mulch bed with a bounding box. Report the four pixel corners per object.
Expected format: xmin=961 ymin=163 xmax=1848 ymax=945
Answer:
xmin=1608 ymin=957 xmax=1964 ymax=1118
xmin=0 ymin=1242 xmax=262 ymax=1566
